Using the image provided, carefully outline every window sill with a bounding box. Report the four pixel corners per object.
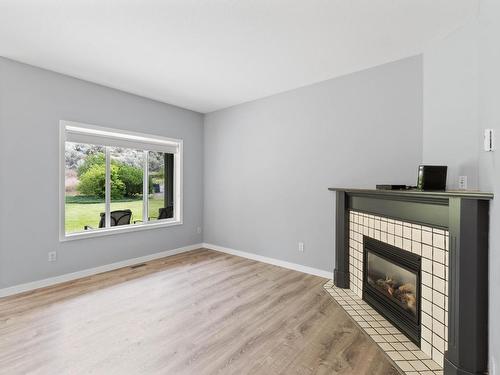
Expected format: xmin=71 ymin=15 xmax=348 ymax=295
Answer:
xmin=60 ymin=219 xmax=182 ymax=242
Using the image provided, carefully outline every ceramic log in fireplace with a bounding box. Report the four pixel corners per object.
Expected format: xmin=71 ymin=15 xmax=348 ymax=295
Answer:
xmin=363 ymin=236 xmax=421 ymax=345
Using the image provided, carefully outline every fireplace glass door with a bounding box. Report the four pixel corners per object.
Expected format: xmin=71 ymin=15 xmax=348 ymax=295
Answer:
xmin=362 ymin=236 xmax=421 ymax=344
xmin=366 ymin=251 xmax=417 ymax=317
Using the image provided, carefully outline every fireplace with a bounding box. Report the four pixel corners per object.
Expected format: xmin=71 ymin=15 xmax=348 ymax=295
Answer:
xmin=363 ymin=236 xmax=421 ymax=345
xmin=331 ymin=188 xmax=491 ymax=374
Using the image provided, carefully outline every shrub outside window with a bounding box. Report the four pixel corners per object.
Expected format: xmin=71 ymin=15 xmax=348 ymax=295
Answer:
xmin=61 ymin=121 xmax=182 ymax=240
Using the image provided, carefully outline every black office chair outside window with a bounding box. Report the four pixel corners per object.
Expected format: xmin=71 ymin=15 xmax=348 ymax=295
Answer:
xmin=158 ymin=206 xmax=174 ymax=219
xmin=84 ymin=209 xmax=132 ymax=230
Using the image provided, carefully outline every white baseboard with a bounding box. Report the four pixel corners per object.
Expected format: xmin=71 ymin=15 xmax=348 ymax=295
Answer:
xmin=202 ymin=243 xmax=332 ymax=279
xmin=0 ymin=243 xmax=203 ymax=298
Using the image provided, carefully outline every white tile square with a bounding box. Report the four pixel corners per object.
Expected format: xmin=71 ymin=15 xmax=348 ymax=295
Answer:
xmin=351 ymin=314 xmax=364 ymax=323
xmin=433 ymin=291 xmax=445 ymax=308
xmin=388 ymin=223 xmax=395 ymax=234
xmin=403 ymin=342 xmax=419 ymax=351
xmin=387 ymin=351 xmax=404 ymax=361
xmin=433 ymin=228 xmax=445 ymax=235
xmin=384 ymin=335 xmax=400 ymax=343
xmin=380 ymin=231 xmax=387 ymax=242
xmin=394 ymin=334 xmax=408 ymax=342
xmin=433 ymin=248 xmax=445 ymax=264
xmin=411 ymin=241 xmax=422 ymax=255
xmin=433 ymin=334 xmax=445 ymax=352
xmin=395 ymin=224 xmax=403 ymax=237
xmin=422 ymin=298 xmax=433 ymax=315
xmin=365 ymin=328 xmax=377 ymax=335
xmin=432 ymin=319 xmax=445 ymax=339
xmin=375 ymin=327 xmax=390 ymax=335
xmin=422 ymin=244 xmax=433 ymax=259
xmin=378 ymin=320 xmax=393 ymax=328
xmin=391 ymin=342 xmax=407 ymax=351
xmin=400 ymin=351 xmax=417 ymax=360
xmin=381 ymin=221 xmax=387 ymax=232
xmin=422 ymin=230 xmax=433 ymax=245
xmin=395 ymin=361 xmax=414 ymax=372
xmin=371 ymin=334 xmax=386 ymax=343
xmin=432 ymin=348 xmax=444 ymax=366
xmin=412 ymin=228 xmax=422 ymax=242
xmin=387 ymin=234 xmax=395 ymax=245
xmin=433 ymin=234 xmax=445 ymax=249
xmin=422 ymin=285 xmax=433 ymax=301
xmin=422 ymin=272 xmax=432 ymax=288
xmin=422 ymin=359 xmax=441 ymax=371
xmin=379 ymin=342 xmax=394 ymax=352
xmin=409 ymin=360 xmax=428 ymax=371
xmin=395 ymin=236 xmax=403 ymax=248
xmin=422 ymin=258 xmax=432 ymax=273
xmin=421 ymin=339 xmax=432 ymax=358
xmin=433 ymin=276 xmax=445 ymax=294
xmin=432 ymin=305 xmax=445 ymax=324
xmin=413 ymin=351 xmax=430 ymax=360
xmin=403 ymin=225 xmax=412 ymax=239
xmin=422 ymin=313 xmax=432 ymax=330
xmin=403 ymin=238 xmax=412 ymax=252
xmin=386 ymin=327 xmax=400 ymax=334
xmin=434 ymin=263 xmax=445 ymax=279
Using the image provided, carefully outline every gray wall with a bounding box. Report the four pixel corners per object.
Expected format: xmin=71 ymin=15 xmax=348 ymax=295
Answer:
xmin=422 ymin=5 xmax=500 ymax=372
xmin=422 ymin=22 xmax=480 ymax=189
xmin=203 ymin=56 xmax=423 ymax=272
xmin=0 ymin=57 xmax=204 ymax=289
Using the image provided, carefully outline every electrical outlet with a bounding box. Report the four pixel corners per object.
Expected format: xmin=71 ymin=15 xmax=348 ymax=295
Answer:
xmin=197 ymin=226 xmax=202 ymax=234
xmin=298 ymin=242 xmax=304 ymax=252
xmin=458 ymin=176 xmax=468 ymax=190
xmin=48 ymin=251 xmax=57 ymax=262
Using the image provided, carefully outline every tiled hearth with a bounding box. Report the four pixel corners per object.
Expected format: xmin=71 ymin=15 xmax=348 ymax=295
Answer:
xmin=324 ymin=210 xmax=450 ymax=374
xmin=323 ymin=280 xmax=442 ymax=375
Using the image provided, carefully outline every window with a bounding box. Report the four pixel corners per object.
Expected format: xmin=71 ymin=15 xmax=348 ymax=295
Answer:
xmin=61 ymin=121 xmax=182 ymax=240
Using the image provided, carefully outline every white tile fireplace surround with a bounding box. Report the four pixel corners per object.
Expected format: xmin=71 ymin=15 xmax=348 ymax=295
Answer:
xmin=324 ymin=210 xmax=449 ymax=374
xmin=348 ymin=210 xmax=449 ymax=365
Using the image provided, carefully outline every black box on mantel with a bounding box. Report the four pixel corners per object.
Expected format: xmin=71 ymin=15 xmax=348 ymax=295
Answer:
xmin=417 ymin=165 xmax=447 ymax=191
xmin=375 ymin=185 xmax=408 ymax=190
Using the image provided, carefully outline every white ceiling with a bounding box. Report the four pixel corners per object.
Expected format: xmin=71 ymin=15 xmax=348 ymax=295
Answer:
xmin=0 ymin=0 xmax=478 ymax=113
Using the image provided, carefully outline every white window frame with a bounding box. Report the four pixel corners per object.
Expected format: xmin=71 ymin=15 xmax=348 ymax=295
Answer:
xmin=59 ymin=120 xmax=183 ymax=241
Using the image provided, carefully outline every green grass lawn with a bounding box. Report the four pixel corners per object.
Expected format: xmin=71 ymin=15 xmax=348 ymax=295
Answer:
xmin=65 ymin=197 xmax=164 ymax=233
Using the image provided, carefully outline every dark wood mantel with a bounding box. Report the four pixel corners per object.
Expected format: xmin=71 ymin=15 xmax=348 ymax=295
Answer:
xmin=329 ymin=187 xmax=493 ymax=375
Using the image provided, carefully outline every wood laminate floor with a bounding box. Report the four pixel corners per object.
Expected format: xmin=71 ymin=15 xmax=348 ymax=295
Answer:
xmin=0 ymin=249 xmax=398 ymax=375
